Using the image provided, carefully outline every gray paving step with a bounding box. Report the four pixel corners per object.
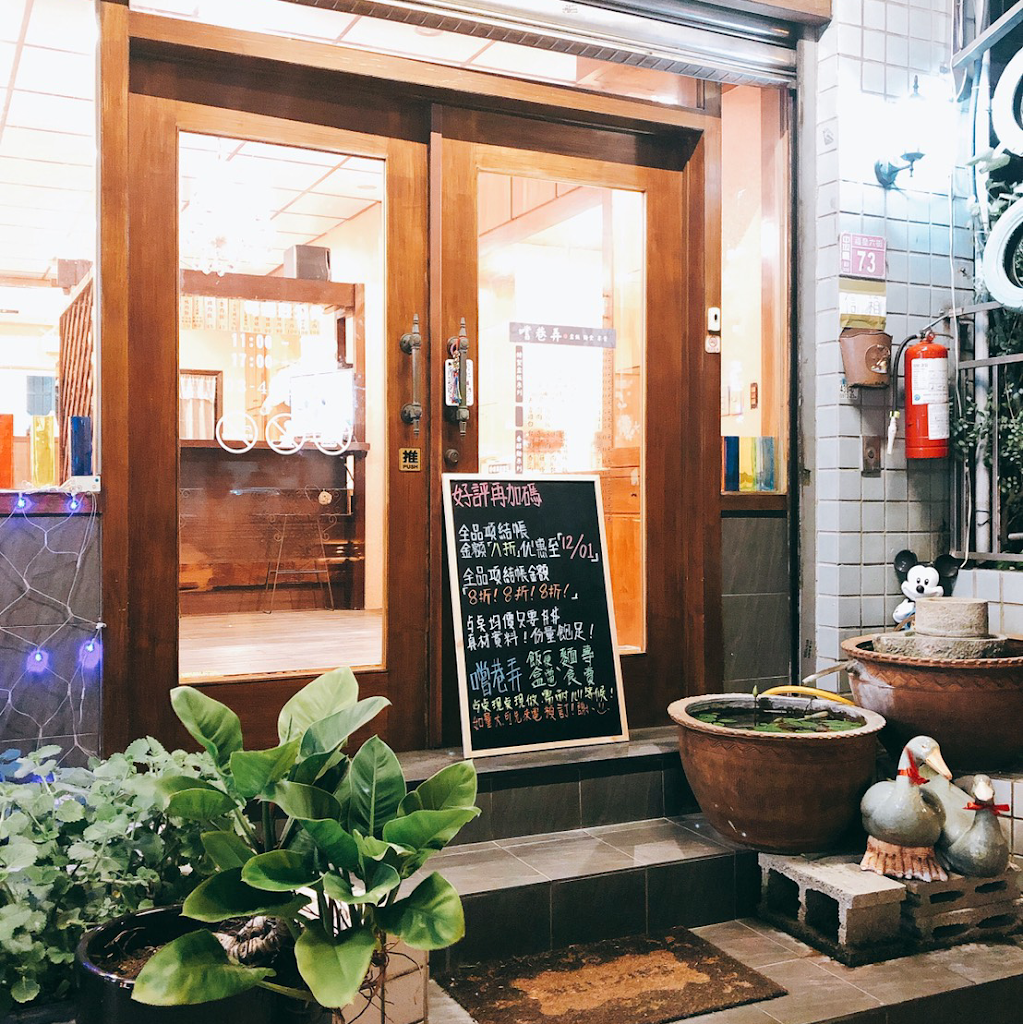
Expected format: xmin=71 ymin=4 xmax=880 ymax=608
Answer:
xmin=430 ymin=918 xmax=1023 ymax=1024
xmin=423 ymin=813 xmax=759 ymax=970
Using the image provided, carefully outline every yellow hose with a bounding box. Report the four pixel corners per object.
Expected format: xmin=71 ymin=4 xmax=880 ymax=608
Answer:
xmin=761 ymin=685 xmax=857 ymax=706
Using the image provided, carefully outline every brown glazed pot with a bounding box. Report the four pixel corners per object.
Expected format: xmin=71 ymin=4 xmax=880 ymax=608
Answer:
xmin=667 ymin=694 xmax=886 ymax=853
xmin=842 ymin=635 xmax=1023 ymax=769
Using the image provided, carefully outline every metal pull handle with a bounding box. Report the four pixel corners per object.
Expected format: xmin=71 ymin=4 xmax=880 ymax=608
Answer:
xmin=399 ymin=314 xmax=422 ymax=436
xmin=446 ymin=318 xmax=470 ymax=436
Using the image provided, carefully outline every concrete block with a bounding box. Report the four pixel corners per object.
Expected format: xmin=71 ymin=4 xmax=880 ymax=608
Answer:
xmin=758 ymin=854 xmax=907 ymax=965
xmin=902 ymin=864 xmax=1020 ymax=918
xmin=902 ymin=897 xmax=1023 ymax=944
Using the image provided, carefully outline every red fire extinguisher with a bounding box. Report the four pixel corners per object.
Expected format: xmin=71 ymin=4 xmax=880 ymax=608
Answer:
xmin=904 ymin=332 xmax=949 ymax=459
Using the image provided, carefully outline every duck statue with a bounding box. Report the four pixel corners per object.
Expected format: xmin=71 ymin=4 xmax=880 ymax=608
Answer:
xmin=942 ymin=775 xmax=1011 ymax=878
xmin=860 ymin=736 xmax=952 ymax=882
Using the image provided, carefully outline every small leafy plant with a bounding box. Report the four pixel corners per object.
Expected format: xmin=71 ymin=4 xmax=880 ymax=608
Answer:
xmin=0 ymin=739 xmax=222 ymax=1013
xmin=133 ymin=668 xmax=479 ymax=1015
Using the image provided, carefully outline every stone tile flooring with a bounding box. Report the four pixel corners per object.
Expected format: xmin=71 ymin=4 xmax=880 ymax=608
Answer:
xmin=429 ymin=917 xmax=1023 ymax=1024
xmin=419 ymin=817 xmax=733 ymax=894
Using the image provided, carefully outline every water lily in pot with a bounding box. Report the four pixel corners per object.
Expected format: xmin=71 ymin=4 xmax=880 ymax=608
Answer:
xmin=122 ymin=668 xmax=479 ymax=1020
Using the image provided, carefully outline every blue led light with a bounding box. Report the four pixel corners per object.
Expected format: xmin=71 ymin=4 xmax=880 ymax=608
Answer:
xmin=25 ymin=648 xmax=50 ymax=675
xmin=79 ymin=638 xmax=102 ymax=671
xmin=70 ymin=498 xmax=80 ymax=511
xmin=16 ymin=494 xmax=26 ymax=509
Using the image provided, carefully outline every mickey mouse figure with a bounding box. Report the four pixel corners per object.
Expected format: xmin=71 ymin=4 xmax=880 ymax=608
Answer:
xmin=892 ymin=550 xmax=960 ymax=627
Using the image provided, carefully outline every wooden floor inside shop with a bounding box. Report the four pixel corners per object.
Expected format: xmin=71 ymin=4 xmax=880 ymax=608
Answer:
xmin=179 ymin=608 xmax=384 ymax=679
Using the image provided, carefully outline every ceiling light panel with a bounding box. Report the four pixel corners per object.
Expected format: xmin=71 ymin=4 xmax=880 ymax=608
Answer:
xmin=225 ymin=154 xmax=332 ymax=192
xmin=284 ymin=192 xmax=376 ymax=219
xmin=190 ymin=0 xmax=355 ymax=40
xmin=0 ymin=184 xmax=91 ymax=213
xmin=341 ymin=16 xmax=485 ymax=61
xmin=0 ymin=42 xmax=16 ymax=82
xmin=471 ymin=41 xmax=577 ymax=81
xmin=25 ymin=0 xmax=98 ymax=55
xmin=0 ymin=127 xmax=97 ymax=164
xmin=233 ymin=140 xmax=348 ymax=166
xmin=270 ymin=211 xmax=346 ymax=237
xmin=0 ymin=0 xmax=26 ymax=44
xmin=0 ymin=156 xmax=94 ymax=191
xmin=15 ymin=46 xmax=95 ymax=99
xmin=313 ymin=166 xmax=383 ymax=199
xmin=6 ymin=91 xmax=95 ymax=135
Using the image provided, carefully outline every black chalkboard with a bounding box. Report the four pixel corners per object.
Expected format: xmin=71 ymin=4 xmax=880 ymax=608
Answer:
xmin=443 ymin=474 xmax=629 ymax=757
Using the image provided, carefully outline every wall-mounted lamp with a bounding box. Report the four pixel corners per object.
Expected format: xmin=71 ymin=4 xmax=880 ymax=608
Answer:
xmin=875 ymin=76 xmax=925 ymax=190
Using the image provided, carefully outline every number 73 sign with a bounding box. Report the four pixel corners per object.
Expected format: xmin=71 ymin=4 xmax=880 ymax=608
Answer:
xmin=840 ymin=232 xmax=886 ymax=280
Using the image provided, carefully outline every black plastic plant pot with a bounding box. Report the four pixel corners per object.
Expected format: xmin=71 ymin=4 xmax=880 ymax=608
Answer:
xmin=75 ymin=906 xmax=312 ymax=1024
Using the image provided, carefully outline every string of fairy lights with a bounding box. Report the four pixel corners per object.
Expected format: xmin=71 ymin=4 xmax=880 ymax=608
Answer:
xmin=0 ymin=489 xmax=103 ymax=751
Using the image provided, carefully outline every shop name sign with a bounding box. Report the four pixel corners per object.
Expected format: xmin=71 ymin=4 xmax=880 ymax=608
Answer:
xmin=510 ymin=322 xmax=617 ymax=348
xmin=840 ymin=232 xmax=886 ymax=280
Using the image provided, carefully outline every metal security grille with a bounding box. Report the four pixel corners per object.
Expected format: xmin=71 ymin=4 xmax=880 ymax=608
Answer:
xmin=288 ymin=0 xmax=800 ymax=84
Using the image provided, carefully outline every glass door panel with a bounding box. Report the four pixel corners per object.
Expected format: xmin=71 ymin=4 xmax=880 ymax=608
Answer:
xmin=176 ymin=132 xmax=385 ymax=680
xmin=476 ymin=174 xmax=646 ymax=652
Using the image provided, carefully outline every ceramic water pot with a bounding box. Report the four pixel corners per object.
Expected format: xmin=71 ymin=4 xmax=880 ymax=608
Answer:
xmin=668 ymin=694 xmax=886 ymax=853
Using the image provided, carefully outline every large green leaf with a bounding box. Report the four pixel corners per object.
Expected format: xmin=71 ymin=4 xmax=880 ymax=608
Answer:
xmin=383 ymin=808 xmax=480 ymax=852
xmin=377 ymin=873 xmax=464 ymax=950
xmin=294 ymin=923 xmax=376 ymax=1009
xmin=166 ymin=787 xmax=237 ymax=822
xmin=201 ymin=830 xmax=256 ymax=871
xmin=170 ymin=687 xmax=243 ymax=766
xmin=290 ymin=749 xmax=349 ymax=787
xmin=271 ymin=781 xmax=342 ymax=823
xmin=183 ymin=867 xmax=310 ymax=923
xmin=322 ymin=861 xmax=399 ymax=906
xmin=399 ymin=762 xmax=477 ymax=816
xmin=154 ymin=774 xmax=224 ymax=809
xmin=300 ymin=697 xmax=391 ymax=757
xmin=133 ymin=929 xmax=272 ymax=1006
xmin=278 ymin=668 xmax=359 ymax=744
xmin=348 ymin=736 xmax=405 ymax=839
xmin=230 ymin=740 xmax=301 ymax=799
xmin=299 ymin=818 xmax=359 ymax=870
xmin=241 ymin=850 xmax=321 ymax=892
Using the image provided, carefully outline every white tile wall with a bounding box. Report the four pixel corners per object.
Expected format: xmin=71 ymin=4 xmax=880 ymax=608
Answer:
xmin=810 ymin=0 xmax=971 ymax=672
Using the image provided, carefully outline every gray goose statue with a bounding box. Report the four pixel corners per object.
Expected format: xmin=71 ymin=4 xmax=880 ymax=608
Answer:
xmin=942 ymin=775 xmax=1011 ymax=878
xmin=860 ymin=735 xmax=951 ymax=882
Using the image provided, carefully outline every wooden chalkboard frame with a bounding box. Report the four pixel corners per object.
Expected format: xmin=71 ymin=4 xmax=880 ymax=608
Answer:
xmin=443 ymin=473 xmax=630 ymax=758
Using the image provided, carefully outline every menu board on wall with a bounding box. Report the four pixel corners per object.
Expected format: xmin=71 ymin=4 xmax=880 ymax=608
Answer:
xmin=443 ymin=474 xmax=629 ymax=757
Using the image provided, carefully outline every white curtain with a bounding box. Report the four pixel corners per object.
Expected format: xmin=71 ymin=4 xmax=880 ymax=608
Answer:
xmin=179 ymin=373 xmax=217 ymax=440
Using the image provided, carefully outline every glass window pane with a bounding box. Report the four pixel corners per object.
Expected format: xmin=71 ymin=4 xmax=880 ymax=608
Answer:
xmin=477 ymin=174 xmax=646 ymax=653
xmin=720 ymin=84 xmax=790 ymax=494
xmin=177 ymin=133 xmax=385 ymax=679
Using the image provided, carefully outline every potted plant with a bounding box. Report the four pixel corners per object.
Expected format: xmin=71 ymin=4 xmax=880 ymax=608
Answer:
xmin=668 ymin=690 xmax=885 ymax=853
xmin=76 ymin=668 xmax=479 ymax=1024
xmin=0 ymin=739 xmax=222 ymax=1022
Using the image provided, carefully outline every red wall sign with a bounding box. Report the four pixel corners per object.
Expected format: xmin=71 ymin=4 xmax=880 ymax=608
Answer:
xmin=840 ymin=232 xmax=886 ymax=279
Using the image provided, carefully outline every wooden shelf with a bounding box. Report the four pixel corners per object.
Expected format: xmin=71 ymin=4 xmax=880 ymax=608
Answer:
xmin=179 ymin=270 xmax=357 ymax=308
xmin=181 ymin=439 xmax=369 ymax=456
xmin=0 ymin=491 xmax=102 ymax=515
xmin=720 ymin=491 xmax=788 ymax=513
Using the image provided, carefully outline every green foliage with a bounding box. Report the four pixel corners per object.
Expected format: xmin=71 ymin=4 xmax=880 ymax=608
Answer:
xmin=134 ymin=670 xmax=479 ymax=1011
xmin=0 ymin=738 xmax=224 ymax=1013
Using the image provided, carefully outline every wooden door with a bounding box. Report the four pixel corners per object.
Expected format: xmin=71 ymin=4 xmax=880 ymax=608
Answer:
xmin=429 ymin=110 xmax=720 ymax=741
xmin=114 ymin=96 xmax=431 ymax=752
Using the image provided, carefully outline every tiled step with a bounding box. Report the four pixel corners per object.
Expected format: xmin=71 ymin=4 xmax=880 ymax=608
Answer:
xmin=400 ymin=727 xmax=696 ymax=846
xmin=430 ymin=918 xmax=1023 ymax=1024
xmin=423 ymin=813 xmax=760 ymax=970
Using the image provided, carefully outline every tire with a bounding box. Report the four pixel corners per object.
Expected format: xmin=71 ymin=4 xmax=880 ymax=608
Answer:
xmin=993 ymin=48 xmax=1023 ymax=155
xmin=982 ymin=195 xmax=1023 ymax=310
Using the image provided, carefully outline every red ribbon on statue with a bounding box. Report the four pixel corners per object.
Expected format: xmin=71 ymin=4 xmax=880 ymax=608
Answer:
xmin=964 ymin=802 xmax=1010 ymax=816
xmin=897 ymin=752 xmax=928 ymax=786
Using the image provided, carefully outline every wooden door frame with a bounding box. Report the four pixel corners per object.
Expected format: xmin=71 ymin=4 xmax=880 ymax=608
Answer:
xmin=427 ymin=115 xmax=721 ymax=742
xmin=98 ymin=7 xmax=722 ymax=753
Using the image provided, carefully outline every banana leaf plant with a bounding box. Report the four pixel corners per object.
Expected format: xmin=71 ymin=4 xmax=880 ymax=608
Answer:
xmin=132 ymin=668 xmax=479 ymax=1014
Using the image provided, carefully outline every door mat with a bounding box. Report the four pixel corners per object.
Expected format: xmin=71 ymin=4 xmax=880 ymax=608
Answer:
xmin=435 ymin=927 xmax=787 ymax=1024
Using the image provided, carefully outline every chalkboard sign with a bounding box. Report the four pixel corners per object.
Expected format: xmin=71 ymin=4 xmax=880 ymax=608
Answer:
xmin=443 ymin=474 xmax=629 ymax=757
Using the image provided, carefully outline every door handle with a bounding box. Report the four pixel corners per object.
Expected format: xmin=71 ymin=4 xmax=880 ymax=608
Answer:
xmin=399 ymin=314 xmax=423 ymax=436
xmin=446 ymin=318 xmax=470 ymax=436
